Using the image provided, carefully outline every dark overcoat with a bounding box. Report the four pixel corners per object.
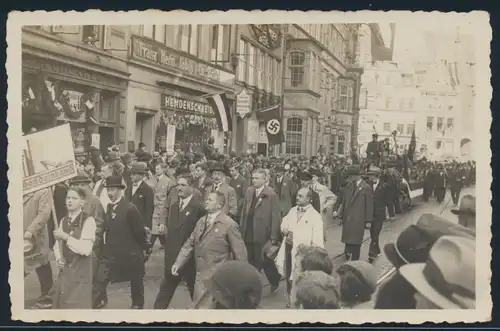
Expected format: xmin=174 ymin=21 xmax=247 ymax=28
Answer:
xmin=102 ymin=198 xmax=147 ymax=283
xmin=340 ymin=180 xmax=374 ymax=245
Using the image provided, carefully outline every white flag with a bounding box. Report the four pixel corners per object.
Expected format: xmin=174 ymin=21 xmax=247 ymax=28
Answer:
xmin=28 ymin=87 xmax=35 ymax=99
xmin=85 ymin=100 xmax=94 ymax=109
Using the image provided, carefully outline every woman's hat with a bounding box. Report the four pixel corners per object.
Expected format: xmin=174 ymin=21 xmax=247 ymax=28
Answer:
xmin=122 ymin=152 xmax=135 ymax=164
xmin=103 ymin=175 xmax=126 ymax=189
xmin=209 ymin=162 xmax=227 ymax=175
xmin=399 ymin=235 xmax=475 ymax=309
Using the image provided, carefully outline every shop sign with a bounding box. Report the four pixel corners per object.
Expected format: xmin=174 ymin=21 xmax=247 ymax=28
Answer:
xmin=131 ymin=36 xmax=235 ymax=87
xmin=166 ymin=124 xmax=176 ymax=153
xmin=91 ymin=133 xmax=100 ymax=149
xmin=236 ymin=88 xmax=251 ymax=118
xmin=162 ymin=94 xmax=214 ymax=115
xmin=22 ymin=56 xmax=124 ymax=88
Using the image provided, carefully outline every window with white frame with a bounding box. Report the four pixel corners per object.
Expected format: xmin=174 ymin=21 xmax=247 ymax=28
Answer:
xmin=447 ymin=118 xmax=454 ymax=131
xmin=407 ymin=124 xmax=415 ymax=135
xmin=189 ymin=25 xmax=199 ymax=56
xmin=154 ymin=25 xmax=165 ymax=43
xmin=383 ymin=122 xmax=391 ymax=132
xmin=142 ymin=25 xmax=154 ymax=39
xmin=248 ymin=45 xmax=256 ymax=86
xmin=286 ymin=117 xmax=303 ymax=155
xmin=266 ymin=56 xmax=273 ymax=93
xmin=198 ymin=25 xmax=210 ymax=62
xmin=337 ymin=133 xmax=345 ymax=155
xmin=397 ymin=124 xmax=404 ymax=134
xmin=427 ymin=117 xmax=434 ymax=131
xmin=179 ymin=25 xmax=190 ymax=53
xmin=238 ymin=39 xmax=247 ymax=82
xmin=339 ymin=83 xmax=349 ymax=111
xmin=210 ymin=25 xmax=218 ymax=62
xmin=437 ymin=117 xmax=444 ymax=131
xmin=289 ymin=51 xmax=307 ymax=87
xmin=256 ymin=48 xmax=264 ymax=89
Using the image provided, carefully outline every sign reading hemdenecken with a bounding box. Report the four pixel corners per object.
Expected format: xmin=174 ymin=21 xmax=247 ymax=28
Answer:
xmin=131 ymin=36 xmax=235 ymax=87
xmin=22 ymin=124 xmax=77 ymax=195
xmin=162 ymin=95 xmax=214 ymax=115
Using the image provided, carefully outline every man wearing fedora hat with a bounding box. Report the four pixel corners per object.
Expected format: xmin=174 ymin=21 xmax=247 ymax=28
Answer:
xmin=451 ymin=194 xmax=476 ymax=233
xmin=399 ymin=235 xmax=475 ymax=309
xmin=92 ymin=175 xmax=148 ymax=309
xmin=338 ymin=165 xmax=373 ymax=261
xmin=206 ymin=162 xmax=238 ymax=219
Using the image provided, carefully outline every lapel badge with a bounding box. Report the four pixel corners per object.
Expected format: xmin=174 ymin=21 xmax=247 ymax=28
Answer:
xmin=185 ymin=211 xmax=190 ymax=216
xmin=215 ymin=228 xmax=219 ymax=233
xmin=237 ymin=185 xmax=241 ymax=188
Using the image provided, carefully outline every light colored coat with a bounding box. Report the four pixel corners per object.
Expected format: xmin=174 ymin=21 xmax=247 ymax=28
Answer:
xmin=151 ymin=175 xmax=176 ymax=235
xmin=23 ymin=188 xmax=53 ymax=275
xmin=274 ymin=205 xmax=324 ymax=280
xmin=174 ymin=212 xmax=247 ymax=304
xmin=312 ymin=181 xmax=337 ymax=229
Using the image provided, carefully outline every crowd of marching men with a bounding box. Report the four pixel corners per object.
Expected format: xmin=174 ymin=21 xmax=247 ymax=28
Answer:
xmin=23 ymin=140 xmax=476 ymax=310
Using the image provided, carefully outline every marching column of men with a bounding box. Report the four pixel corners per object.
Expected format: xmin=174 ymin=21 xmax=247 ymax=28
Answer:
xmin=25 ymin=144 xmax=475 ymax=310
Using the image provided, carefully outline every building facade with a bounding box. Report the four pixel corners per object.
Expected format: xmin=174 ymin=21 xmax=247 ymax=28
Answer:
xmin=281 ymin=24 xmax=362 ymax=157
xmin=22 ymin=26 xmax=129 ymax=157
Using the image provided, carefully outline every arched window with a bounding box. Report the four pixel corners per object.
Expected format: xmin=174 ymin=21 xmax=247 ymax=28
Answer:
xmin=289 ymin=51 xmax=307 ymax=87
xmin=286 ymin=117 xmax=303 ymax=155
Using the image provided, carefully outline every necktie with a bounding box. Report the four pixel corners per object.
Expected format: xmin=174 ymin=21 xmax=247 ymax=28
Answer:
xmin=297 ymin=207 xmax=305 ymax=212
xmin=179 ymin=199 xmax=184 ymax=211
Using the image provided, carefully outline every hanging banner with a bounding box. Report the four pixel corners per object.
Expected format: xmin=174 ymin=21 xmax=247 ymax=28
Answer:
xmin=23 ymin=124 xmax=77 ymax=195
xmin=91 ymin=133 xmax=100 ymax=149
xmin=212 ymin=130 xmax=224 ymax=153
xmin=166 ymin=124 xmax=176 ymax=153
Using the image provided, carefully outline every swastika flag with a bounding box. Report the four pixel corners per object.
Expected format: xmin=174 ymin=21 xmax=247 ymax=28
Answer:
xmin=256 ymin=104 xmax=285 ymax=146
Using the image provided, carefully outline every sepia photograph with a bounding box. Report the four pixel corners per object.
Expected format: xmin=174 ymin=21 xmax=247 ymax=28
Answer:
xmin=7 ymin=10 xmax=491 ymax=324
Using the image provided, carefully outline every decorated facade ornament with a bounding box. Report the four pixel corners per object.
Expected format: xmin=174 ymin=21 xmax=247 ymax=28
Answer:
xmin=250 ymin=24 xmax=282 ymax=50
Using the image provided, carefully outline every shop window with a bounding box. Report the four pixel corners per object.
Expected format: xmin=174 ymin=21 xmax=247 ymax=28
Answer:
xmin=285 ymin=117 xmax=303 ymax=155
xmin=100 ymin=92 xmax=116 ymax=122
xmin=427 ymin=117 xmax=434 ymax=131
xmin=437 ymin=117 xmax=444 ymax=132
xmin=82 ymin=25 xmax=100 ymax=46
xmin=154 ymin=25 xmax=165 ymax=43
xmin=383 ymin=122 xmax=391 ymax=132
xmin=289 ymin=51 xmax=307 ymax=87
xmin=337 ymin=134 xmax=345 ymax=155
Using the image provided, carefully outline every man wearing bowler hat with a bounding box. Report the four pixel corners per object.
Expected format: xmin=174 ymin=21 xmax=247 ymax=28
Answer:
xmin=129 ymin=162 xmax=155 ymax=236
xmin=338 ymin=165 xmax=373 ymax=261
xmin=92 ymin=175 xmax=148 ymax=309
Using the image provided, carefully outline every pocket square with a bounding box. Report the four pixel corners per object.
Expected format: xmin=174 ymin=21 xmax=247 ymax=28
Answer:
xmin=185 ymin=211 xmax=190 ymax=216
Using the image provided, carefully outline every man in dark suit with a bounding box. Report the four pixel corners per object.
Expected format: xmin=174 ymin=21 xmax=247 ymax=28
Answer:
xmin=228 ymin=162 xmax=248 ymax=223
xmin=239 ymin=168 xmax=282 ymax=292
xmin=434 ymin=164 xmax=448 ymax=203
xmin=129 ymin=162 xmax=155 ymax=231
xmin=154 ymin=168 xmax=205 ymax=309
xmin=271 ymin=165 xmax=297 ymax=217
xmin=366 ymin=167 xmax=387 ymax=263
xmin=366 ymin=133 xmax=382 ymax=169
xmin=338 ymin=165 xmax=373 ymax=261
xmin=194 ymin=163 xmax=212 ymax=199
xmin=92 ymin=176 xmax=148 ymax=309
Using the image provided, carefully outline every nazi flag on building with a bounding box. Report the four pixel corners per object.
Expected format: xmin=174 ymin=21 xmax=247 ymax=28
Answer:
xmin=256 ymin=104 xmax=285 ymax=146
